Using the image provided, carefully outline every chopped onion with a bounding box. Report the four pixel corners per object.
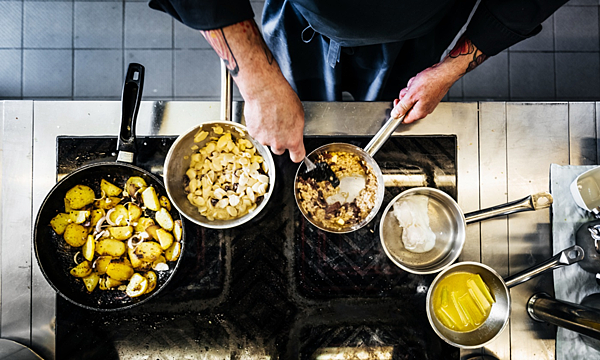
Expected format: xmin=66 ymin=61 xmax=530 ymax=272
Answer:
xmin=73 ymin=251 xmax=83 ymax=264
xmin=105 ymin=208 xmax=117 ymax=226
xmin=94 ymin=230 xmax=108 ymax=240
xmin=127 ymin=234 xmax=144 ymax=250
xmin=153 ymin=262 xmax=169 ymax=271
xmin=94 ymin=216 xmax=107 ymax=234
xmin=93 ymin=190 xmax=106 ymax=201
xmin=92 ymin=255 xmax=108 ymax=269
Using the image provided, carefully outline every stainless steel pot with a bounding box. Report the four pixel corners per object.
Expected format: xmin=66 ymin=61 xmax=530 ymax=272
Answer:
xmin=380 ymin=187 xmax=554 ymax=274
xmin=164 ymin=61 xmax=276 ymax=229
xmin=294 ymin=114 xmax=405 ymax=233
xmin=426 ymin=245 xmax=584 ymax=349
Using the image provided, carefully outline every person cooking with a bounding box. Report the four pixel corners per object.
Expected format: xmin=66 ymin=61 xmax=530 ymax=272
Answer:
xmin=149 ymin=0 xmax=568 ymax=163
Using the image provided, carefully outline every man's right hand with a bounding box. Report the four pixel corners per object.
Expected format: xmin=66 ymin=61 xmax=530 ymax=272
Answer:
xmin=201 ymin=20 xmax=306 ymax=163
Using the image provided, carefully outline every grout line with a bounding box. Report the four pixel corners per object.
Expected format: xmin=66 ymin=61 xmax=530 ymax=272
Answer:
xmin=71 ymin=0 xmax=75 ymax=100
xmin=20 ymin=0 xmax=24 ymax=99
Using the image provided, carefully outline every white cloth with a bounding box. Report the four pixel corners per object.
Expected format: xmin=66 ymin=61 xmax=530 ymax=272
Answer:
xmin=550 ymin=164 xmax=600 ymax=359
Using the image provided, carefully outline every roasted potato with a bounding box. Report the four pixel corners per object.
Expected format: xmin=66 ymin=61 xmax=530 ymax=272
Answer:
xmin=134 ymin=242 xmax=162 ymax=262
xmin=128 ymin=247 xmax=153 ymax=271
xmin=125 ymin=273 xmax=148 ymax=297
xmin=82 ymin=272 xmax=100 ymax=292
xmin=159 ymin=196 xmax=171 ymax=211
xmin=65 ymin=185 xmax=95 ymax=210
xmin=82 ymin=235 xmax=95 ymax=261
xmin=156 ymin=228 xmax=173 ymax=250
xmin=108 ymin=225 xmax=133 ymax=240
xmin=145 ymin=271 xmax=157 ymax=293
xmin=96 ymin=239 xmax=126 ymax=257
xmin=127 ymin=203 xmax=143 ymax=222
xmin=173 ymin=220 xmax=183 ymax=242
xmin=106 ymin=259 xmax=134 ymax=281
xmin=63 ymin=223 xmax=88 ymax=247
xmin=165 ymin=241 xmax=181 ymax=262
xmin=155 ymin=208 xmax=174 ymax=231
xmin=107 ymin=205 xmax=128 ymax=226
xmin=134 ymin=217 xmax=155 ymax=233
xmin=94 ymin=196 xmax=122 ymax=210
xmin=50 ymin=213 xmax=70 ymax=235
xmin=101 ymin=179 xmax=123 ymax=197
xmin=141 ymin=187 xmax=161 ymax=211
xmin=90 ymin=208 xmax=105 ymax=227
xmin=94 ymin=256 xmax=113 ymax=275
xmin=69 ymin=210 xmax=90 ymax=224
xmin=126 ymin=176 xmax=147 ymax=197
xmin=70 ymin=260 xmax=92 ymax=278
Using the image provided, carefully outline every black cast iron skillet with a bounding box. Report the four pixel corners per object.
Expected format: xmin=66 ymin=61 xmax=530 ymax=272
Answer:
xmin=34 ymin=63 xmax=185 ymax=311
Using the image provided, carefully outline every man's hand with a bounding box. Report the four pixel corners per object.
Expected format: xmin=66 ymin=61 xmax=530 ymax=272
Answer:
xmin=391 ymin=35 xmax=488 ymax=122
xmin=243 ymin=81 xmax=306 ymax=162
xmin=201 ymin=20 xmax=306 ymax=162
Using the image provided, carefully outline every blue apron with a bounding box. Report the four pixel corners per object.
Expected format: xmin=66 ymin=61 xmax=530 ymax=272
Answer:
xmin=262 ymin=0 xmax=476 ymax=101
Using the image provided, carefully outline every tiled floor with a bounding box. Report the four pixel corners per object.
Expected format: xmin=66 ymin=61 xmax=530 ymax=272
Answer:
xmin=0 ymin=0 xmax=599 ymax=102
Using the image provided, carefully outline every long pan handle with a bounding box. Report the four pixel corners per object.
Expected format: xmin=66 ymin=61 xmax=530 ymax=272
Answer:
xmin=117 ymin=63 xmax=144 ymax=164
xmin=504 ymin=245 xmax=584 ymax=288
xmin=363 ymin=114 xmax=405 ymax=157
xmin=220 ymin=59 xmax=233 ymax=121
xmin=464 ymin=192 xmax=553 ymax=224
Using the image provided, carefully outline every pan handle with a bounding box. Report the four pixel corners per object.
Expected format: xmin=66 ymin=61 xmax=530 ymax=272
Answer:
xmin=363 ymin=114 xmax=406 ymax=157
xmin=117 ymin=63 xmax=145 ymax=164
xmin=220 ymin=59 xmax=233 ymax=121
xmin=503 ymin=245 xmax=584 ymax=288
xmin=463 ymin=192 xmax=553 ymax=224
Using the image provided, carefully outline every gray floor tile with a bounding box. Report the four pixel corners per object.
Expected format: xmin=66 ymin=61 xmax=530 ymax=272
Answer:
xmin=23 ymin=2 xmax=72 ymax=48
xmin=125 ymin=2 xmax=172 ymax=49
xmin=23 ymin=49 xmax=72 ymax=97
xmin=509 ymin=52 xmax=555 ymax=99
xmin=174 ymin=49 xmax=220 ymax=98
xmin=125 ymin=50 xmax=173 ymax=98
xmin=0 ymin=2 xmax=22 ymax=48
xmin=556 ymin=52 xmax=600 ymax=99
xmin=555 ymin=6 xmax=599 ymax=51
xmin=0 ymin=49 xmax=22 ymax=98
xmin=462 ymin=51 xmax=509 ymax=100
xmin=174 ymin=21 xmax=211 ymax=49
xmin=74 ymin=50 xmax=123 ymax=98
xmin=74 ymin=2 xmax=123 ymax=49
xmin=510 ymin=16 xmax=554 ymax=52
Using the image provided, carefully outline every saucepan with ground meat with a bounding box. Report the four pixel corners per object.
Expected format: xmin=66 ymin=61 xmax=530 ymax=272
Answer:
xmin=294 ymin=114 xmax=406 ymax=233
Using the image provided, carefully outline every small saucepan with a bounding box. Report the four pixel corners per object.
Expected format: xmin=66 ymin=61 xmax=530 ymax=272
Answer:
xmin=380 ymin=187 xmax=554 ymax=274
xmin=426 ymin=245 xmax=584 ymax=349
xmin=294 ymin=114 xmax=405 ymax=233
xmin=34 ymin=63 xmax=185 ymax=311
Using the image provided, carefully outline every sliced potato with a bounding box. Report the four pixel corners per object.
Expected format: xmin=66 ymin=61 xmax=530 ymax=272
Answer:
xmin=141 ymin=187 xmax=161 ymax=211
xmin=101 ymin=179 xmax=123 ymax=197
xmin=50 ymin=213 xmax=71 ymax=235
xmin=155 ymin=208 xmax=174 ymax=231
xmin=94 ymin=196 xmax=122 ymax=210
xmin=134 ymin=241 xmax=162 ymax=262
xmin=70 ymin=260 xmax=92 ymax=278
xmin=107 ymin=204 xmax=128 ymax=226
xmin=69 ymin=210 xmax=90 ymax=224
xmin=96 ymin=239 xmax=126 ymax=257
xmin=82 ymin=235 xmax=95 ymax=261
xmin=125 ymin=273 xmax=148 ymax=297
xmin=134 ymin=217 xmax=155 ymax=233
xmin=145 ymin=270 xmax=157 ymax=293
xmin=152 ymin=255 xmax=168 ymax=271
xmin=63 ymin=223 xmax=88 ymax=247
xmin=82 ymin=272 xmax=100 ymax=292
xmin=145 ymin=224 xmax=161 ymax=241
xmin=64 ymin=198 xmax=72 ymax=212
xmin=94 ymin=256 xmax=113 ymax=275
xmin=156 ymin=228 xmax=173 ymax=250
xmin=106 ymin=258 xmax=134 ymax=281
xmin=159 ymin=196 xmax=171 ymax=211
xmin=104 ymin=276 xmax=123 ymax=289
xmin=128 ymin=247 xmax=153 ymax=271
xmin=65 ymin=185 xmax=95 ymax=210
xmin=108 ymin=225 xmax=133 ymax=240
xmin=173 ymin=220 xmax=183 ymax=242
xmin=90 ymin=208 xmax=105 ymax=227
xmin=126 ymin=176 xmax=147 ymax=197
xmin=127 ymin=203 xmax=143 ymax=223
xmin=165 ymin=241 xmax=181 ymax=262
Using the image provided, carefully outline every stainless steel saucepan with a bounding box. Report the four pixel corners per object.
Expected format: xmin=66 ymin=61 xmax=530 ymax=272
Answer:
xmin=380 ymin=187 xmax=554 ymax=274
xmin=294 ymin=114 xmax=405 ymax=233
xmin=426 ymin=245 xmax=584 ymax=349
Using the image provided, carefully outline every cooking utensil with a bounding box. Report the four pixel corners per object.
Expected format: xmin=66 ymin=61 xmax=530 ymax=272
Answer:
xmin=302 ymin=156 xmax=340 ymax=187
xmin=426 ymin=245 xmax=584 ymax=349
xmin=34 ymin=63 xmax=185 ymax=311
xmin=575 ymin=220 xmax=600 ymax=274
xmin=0 ymin=339 xmax=44 ymax=360
xmin=570 ymin=166 xmax=600 ymax=217
xmin=380 ymin=187 xmax=554 ymax=274
xmin=163 ymin=60 xmax=276 ymax=229
xmin=294 ymin=114 xmax=405 ymax=233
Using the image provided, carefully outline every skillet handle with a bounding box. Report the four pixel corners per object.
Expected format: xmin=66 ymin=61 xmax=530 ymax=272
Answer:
xmin=117 ymin=63 xmax=145 ymax=164
xmin=220 ymin=59 xmax=233 ymax=121
xmin=504 ymin=245 xmax=584 ymax=288
xmin=363 ymin=114 xmax=405 ymax=157
xmin=463 ymin=192 xmax=553 ymax=224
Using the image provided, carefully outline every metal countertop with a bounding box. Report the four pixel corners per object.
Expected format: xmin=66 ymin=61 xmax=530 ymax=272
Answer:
xmin=1 ymin=100 xmax=597 ymax=359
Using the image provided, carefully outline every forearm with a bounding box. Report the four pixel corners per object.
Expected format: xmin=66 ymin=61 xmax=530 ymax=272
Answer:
xmin=200 ymin=20 xmax=289 ymax=101
xmin=436 ymin=35 xmax=489 ymax=83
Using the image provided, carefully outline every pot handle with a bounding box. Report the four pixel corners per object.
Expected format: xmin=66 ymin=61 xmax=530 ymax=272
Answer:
xmin=464 ymin=192 xmax=553 ymax=224
xmin=363 ymin=114 xmax=406 ymax=157
xmin=117 ymin=63 xmax=145 ymax=164
xmin=503 ymin=245 xmax=584 ymax=288
xmin=220 ymin=59 xmax=233 ymax=122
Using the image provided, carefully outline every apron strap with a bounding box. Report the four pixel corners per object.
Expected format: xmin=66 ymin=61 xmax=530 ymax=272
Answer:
xmin=301 ymin=25 xmax=315 ymax=43
xmin=327 ymin=39 xmax=342 ymax=68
